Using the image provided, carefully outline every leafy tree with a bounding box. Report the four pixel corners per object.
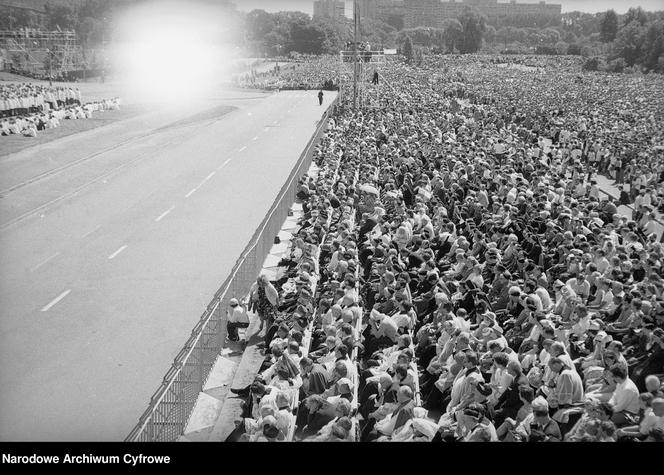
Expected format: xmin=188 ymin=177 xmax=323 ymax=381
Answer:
xmin=614 ymin=20 xmax=647 ymax=66
xmin=458 ymin=8 xmax=486 ymax=54
xmin=562 ymin=30 xmax=578 ymax=44
xmin=623 ymin=7 xmax=649 ymax=27
xmin=360 ymin=19 xmax=396 ymax=48
xmin=567 ymin=44 xmax=583 ymax=55
xmin=600 ymin=10 xmax=619 ymax=43
xmin=316 ymin=17 xmax=352 ymax=54
xmin=442 ymin=19 xmax=463 ymax=53
xmin=641 ymin=19 xmax=664 ymax=72
xmin=263 ymin=30 xmax=288 ymax=56
xmin=555 ymin=41 xmax=569 ymax=55
xmin=78 ymin=17 xmax=103 ymax=47
xmin=582 ymin=57 xmax=601 ymax=71
xmin=397 ymin=27 xmax=439 ymax=48
xmin=484 ymin=25 xmax=496 ymax=44
xmin=561 ymin=12 xmax=601 ymax=38
xmin=540 ymin=27 xmax=561 ymax=44
xmin=384 ymin=14 xmax=404 ymax=32
xmin=402 ymin=35 xmax=414 ymax=63
xmin=289 ymin=20 xmax=326 ymax=54
xmin=606 ymin=57 xmax=626 ymax=72
xmin=246 ymin=9 xmax=276 ymax=43
xmin=45 ymin=4 xmax=78 ymax=30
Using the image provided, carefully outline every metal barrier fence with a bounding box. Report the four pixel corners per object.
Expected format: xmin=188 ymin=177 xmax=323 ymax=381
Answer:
xmin=125 ymin=94 xmax=339 ymax=442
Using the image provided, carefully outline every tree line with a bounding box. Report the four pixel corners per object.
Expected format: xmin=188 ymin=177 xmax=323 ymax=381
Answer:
xmin=1 ymin=2 xmax=662 ymax=73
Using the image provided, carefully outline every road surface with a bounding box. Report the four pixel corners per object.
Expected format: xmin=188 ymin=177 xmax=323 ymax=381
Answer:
xmin=0 ymin=88 xmax=337 ymax=441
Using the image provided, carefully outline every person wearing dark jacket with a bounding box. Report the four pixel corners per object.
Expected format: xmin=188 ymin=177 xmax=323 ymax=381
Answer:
xmin=491 ymin=361 xmax=529 ymax=426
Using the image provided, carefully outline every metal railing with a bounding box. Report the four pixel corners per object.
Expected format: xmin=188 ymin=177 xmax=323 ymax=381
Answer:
xmin=125 ymin=95 xmax=339 ymax=442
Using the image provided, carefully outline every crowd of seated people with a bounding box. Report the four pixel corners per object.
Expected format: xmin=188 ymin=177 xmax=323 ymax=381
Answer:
xmin=229 ymin=54 xmax=664 ymax=442
xmin=235 ymin=56 xmax=341 ymax=91
xmin=0 ymin=83 xmax=120 ymax=138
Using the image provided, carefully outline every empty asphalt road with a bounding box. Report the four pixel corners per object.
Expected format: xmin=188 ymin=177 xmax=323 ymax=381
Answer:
xmin=0 ymin=89 xmax=336 ymax=441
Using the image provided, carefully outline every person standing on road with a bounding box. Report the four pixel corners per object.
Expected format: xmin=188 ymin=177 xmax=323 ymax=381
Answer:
xmin=318 ymin=90 xmax=324 ymax=106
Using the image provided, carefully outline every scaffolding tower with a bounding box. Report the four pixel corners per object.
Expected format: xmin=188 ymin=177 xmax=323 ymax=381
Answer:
xmin=338 ymin=48 xmax=386 ymax=109
xmin=338 ymin=1 xmax=387 ymax=110
xmin=0 ymin=29 xmax=84 ymax=76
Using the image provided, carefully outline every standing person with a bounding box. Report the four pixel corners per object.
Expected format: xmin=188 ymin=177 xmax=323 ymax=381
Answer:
xmin=226 ymin=298 xmax=250 ymax=343
xmin=494 ymin=139 xmax=506 ymax=167
xmin=249 ymin=274 xmax=279 ymax=335
xmin=318 ymin=90 xmax=324 ymax=106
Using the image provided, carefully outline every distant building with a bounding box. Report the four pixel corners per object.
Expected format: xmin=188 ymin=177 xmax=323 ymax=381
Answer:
xmin=402 ymin=0 xmax=561 ymax=29
xmin=404 ymin=0 xmax=446 ymax=28
xmin=313 ymin=0 xmax=346 ymax=20
xmin=359 ymin=0 xmax=406 ymax=30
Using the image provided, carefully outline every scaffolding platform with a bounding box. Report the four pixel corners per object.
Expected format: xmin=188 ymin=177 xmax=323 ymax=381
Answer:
xmin=0 ymin=29 xmax=84 ymax=75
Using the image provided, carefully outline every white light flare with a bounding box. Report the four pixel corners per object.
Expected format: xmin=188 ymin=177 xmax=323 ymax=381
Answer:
xmin=111 ymin=1 xmax=232 ymax=105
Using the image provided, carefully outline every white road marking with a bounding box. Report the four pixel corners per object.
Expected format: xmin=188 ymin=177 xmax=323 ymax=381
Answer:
xmin=155 ymin=206 xmax=175 ymax=222
xmin=31 ymin=252 xmax=61 ymax=272
xmin=108 ymin=245 xmax=128 ymax=260
xmin=82 ymin=225 xmax=101 ymax=238
xmin=41 ymin=289 xmax=71 ymax=312
xmin=217 ymin=158 xmax=232 ymax=170
xmin=185 ymin=171 xmax=216 ymax=198
xmin=239 ymin=146 xmax=247 ymax=152
xmin=252 ymin=136 xmax=258 ymax=141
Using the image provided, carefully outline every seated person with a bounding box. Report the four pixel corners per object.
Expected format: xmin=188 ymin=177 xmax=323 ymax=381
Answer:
xmin=513 ymin=396 xmax=562 ymax=442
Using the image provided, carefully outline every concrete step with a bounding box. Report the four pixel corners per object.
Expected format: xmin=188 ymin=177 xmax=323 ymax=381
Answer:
xmin=207 ymin=333 xmax=267 ymax=442
xmin=180 ymin=163 xmax=318 ymax=442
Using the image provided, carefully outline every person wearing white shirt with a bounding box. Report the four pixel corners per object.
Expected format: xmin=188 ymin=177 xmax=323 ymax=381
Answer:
xmin=8 ymin=120 xmax=20 ymax=134
xmin=594 ymin=249 xmax=610 ymax=274
xmin=638 ymin=398 xmax=664 ymax=437
xmin=634 ymin=191 xmax=646 ymax=211
xmin=22 ymin=121 xmax=37 ymax=137
xmin=566 ymin=274 xmax=590 ymax=302
xmin=488 ymin=353 xmax=513 ymax=405
xmin=642 ymin=213 xmax=658 ymax=236
xmin=608 ymin=365 xmax=640 ymax=426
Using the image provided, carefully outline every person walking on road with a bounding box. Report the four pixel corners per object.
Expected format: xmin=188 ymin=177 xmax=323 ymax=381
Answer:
xmin=318 ymin=90 xmax=324 ymax=106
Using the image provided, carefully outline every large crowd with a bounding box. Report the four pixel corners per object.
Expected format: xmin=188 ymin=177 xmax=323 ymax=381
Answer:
xmin=235 ymin=56 xmax=341 ymax=91
xmin=226 ymin=54 xmax=664 ymax=442
xmin=0 ymin=83 xmax=120 ymax=138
